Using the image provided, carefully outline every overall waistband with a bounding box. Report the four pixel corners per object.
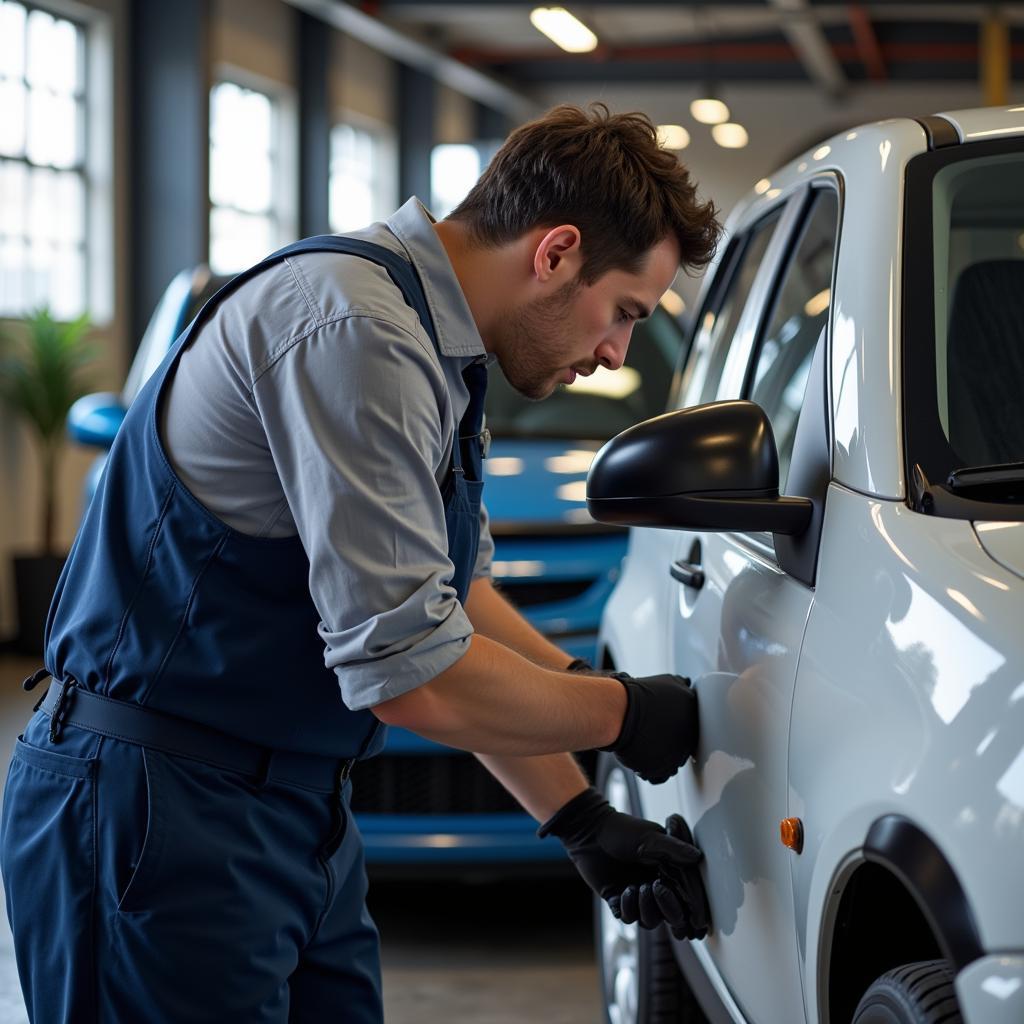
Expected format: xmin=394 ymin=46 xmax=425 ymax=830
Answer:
xmin=37 ymin=678 xmax=354 ymax=794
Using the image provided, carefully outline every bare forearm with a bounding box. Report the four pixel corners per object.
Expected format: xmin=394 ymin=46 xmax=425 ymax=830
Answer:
xmin=475 ymin=752 xmax=590 ymax=822
xmin=464 ymin=577 xmax=574 ymax=669
xmin=372 ymin=633 xmax=626 ymax=755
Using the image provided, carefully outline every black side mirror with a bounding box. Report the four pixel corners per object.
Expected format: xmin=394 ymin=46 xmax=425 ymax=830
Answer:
xmin=586 ymin=400 xmax=812 ymax=536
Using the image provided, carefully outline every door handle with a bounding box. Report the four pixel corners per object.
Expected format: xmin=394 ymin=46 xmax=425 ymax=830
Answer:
xmin=670 ymin=560 xmax=705 ymax=590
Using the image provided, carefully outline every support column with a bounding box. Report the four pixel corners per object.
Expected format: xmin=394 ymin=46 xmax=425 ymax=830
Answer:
xmin=128 ymin=0 xmax=209 ymax=347
xmin=398 ymin=65 xmax=436 ymax=205
xmin=298 ymin=11 xmax=330 ymax=236
xmin=981 ymin=9 xmax=1010 ymax=107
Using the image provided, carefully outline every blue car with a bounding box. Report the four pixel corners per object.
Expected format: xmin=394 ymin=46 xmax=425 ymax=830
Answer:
xmin=68 ymin=264 xmax=687 ymax=870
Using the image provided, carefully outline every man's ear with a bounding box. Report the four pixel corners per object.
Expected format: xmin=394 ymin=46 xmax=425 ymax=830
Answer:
xmin=533 ymin=225 xmax=582 ymax=283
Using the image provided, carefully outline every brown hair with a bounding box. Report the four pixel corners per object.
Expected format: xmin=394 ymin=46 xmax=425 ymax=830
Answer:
xmin=448 ymin=103 xmax=721 ymax=284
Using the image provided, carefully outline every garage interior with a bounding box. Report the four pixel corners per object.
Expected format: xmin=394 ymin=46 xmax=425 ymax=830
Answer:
xmin=0 ymin=2 xmax=1022 ymax=1022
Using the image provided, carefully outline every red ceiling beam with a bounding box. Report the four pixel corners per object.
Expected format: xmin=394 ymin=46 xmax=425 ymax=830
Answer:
xmin=847 ymin=3 xmax=887 ymax=80
xmin=452 ymin=40 xmax=1024 ymax=68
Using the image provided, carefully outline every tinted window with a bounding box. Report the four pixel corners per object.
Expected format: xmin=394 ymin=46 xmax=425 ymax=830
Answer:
xmin=485 ymin=306 xmax=684 ymax=441
xmin=678 ymin=211 xmax=782 ymax=409
xmin=933 ymin=153 xmax=1024 ymax=467
xmin=748 ymin=191 xmax=838 ymax=490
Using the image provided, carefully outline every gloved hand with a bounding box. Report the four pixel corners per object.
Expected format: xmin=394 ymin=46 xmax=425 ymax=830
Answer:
xmin=599 ymin=672 xmax=698 ymax=784
xmin=538 ymin=786 xmax=710 ymax=941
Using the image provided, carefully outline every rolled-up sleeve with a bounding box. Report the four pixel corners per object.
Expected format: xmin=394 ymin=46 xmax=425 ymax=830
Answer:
xmin=252 ymin=312 xmax=473 ymax=710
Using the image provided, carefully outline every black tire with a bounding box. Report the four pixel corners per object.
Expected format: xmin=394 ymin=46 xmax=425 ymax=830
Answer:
xmin=853 ymin=959 xmax=963 ymax=1024
xmin=594 ymin=753 xmax=706 ymax=1024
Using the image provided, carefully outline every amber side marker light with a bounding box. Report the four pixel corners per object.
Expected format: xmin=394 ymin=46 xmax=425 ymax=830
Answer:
xmin=780 ymin=817 xmax=804 ymax=854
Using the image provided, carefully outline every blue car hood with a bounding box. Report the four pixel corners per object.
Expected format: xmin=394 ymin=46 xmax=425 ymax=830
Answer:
xmin=483 ymin=438 xmax=605 ymax=528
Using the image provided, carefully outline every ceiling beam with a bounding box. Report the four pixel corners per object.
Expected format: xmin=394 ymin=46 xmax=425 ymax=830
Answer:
xmin=279 ymin=0 xmax=539 ymax=119
xmin=848 ymin=3 xmax=887 ymax=80
xmin=767 ymin=0 xmax=847 ymax=96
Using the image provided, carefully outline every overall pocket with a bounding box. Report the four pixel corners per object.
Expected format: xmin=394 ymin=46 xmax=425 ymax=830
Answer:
xmin=0 ymin=738 xmax=98 ymax=1020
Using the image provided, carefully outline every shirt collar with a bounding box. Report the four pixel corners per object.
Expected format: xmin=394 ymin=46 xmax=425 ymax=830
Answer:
xmin=386 ymin=198 xmax=486 ymax=360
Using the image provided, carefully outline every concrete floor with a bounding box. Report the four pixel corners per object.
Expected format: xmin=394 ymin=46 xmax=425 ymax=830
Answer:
xmin=0 ymin=654 xmax=601 ymax=1023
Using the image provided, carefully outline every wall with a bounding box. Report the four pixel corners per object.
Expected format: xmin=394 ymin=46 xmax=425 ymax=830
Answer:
xmin=331 ymin=30 xmax=397 ymax=126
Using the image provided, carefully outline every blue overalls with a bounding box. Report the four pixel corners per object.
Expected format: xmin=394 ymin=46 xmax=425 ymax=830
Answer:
xmin=0 ymin=237 xmax=487 ymax=1023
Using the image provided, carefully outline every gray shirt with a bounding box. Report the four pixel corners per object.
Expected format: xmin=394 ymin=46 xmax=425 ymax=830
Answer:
xmin=160 ymin=199 xmax=493 ymax=711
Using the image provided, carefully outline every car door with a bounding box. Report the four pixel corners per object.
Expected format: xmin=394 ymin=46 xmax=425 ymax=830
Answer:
xmin=667 ymin=184 xmax=840 ymax=1024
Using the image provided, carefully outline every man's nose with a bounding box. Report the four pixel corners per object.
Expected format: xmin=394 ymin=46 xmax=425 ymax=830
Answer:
xmin=595 ymin=326 xmax=632 ymax=371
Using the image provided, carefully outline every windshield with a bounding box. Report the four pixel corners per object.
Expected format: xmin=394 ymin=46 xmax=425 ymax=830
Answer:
xmin=484 ymin=306 xmax=686 ymax=441
xmin=903 ymin=138 xmax=1024 ymax=518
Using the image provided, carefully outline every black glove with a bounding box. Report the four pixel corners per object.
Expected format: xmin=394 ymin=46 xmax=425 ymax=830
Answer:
xmin=539 ymin=787 xmax=710 ymax=941
xmin=600 ymin=672 xmax=698 ymax=784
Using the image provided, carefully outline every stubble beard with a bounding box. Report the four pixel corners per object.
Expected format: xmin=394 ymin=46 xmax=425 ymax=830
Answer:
xmin=494 ymin=280 xmax=582 ymax=401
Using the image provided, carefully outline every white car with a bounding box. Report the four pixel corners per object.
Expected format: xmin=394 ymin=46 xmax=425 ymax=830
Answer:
xmin=589 ymin=106 xmax=1024 ymax=1024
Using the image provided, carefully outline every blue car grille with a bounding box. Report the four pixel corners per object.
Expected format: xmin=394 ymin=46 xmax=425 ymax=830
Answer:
xmin=497 ymin=578 xmax=593 ymax=608
xmin=350 ymin=751 xmax=599 ymax=815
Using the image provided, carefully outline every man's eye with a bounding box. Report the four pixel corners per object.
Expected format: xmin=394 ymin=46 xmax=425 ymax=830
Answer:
xmin=618 ymin=308 xmax=632 ymax=323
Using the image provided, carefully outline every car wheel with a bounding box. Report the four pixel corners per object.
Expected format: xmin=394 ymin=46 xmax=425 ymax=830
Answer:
xmin=595 ymin=753 xmax=706 ymax=1024
xmin=852 ymin=959 xmax=963 ymax=1023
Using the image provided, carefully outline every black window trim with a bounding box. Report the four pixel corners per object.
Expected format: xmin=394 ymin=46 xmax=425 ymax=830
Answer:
xmin=732 ymin=173 xmax=844 ymax=585
xmin=902 ymin=136 xmax=1024 ymax=522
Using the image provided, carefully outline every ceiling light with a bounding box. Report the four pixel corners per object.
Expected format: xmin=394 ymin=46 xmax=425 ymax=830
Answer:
xmin=529 ymin=7 xmax=598 ymax=53
xmin=813 ymin=144 xmax=832 ymax=160
xmin=754 ymin=178 xmax=771 ymax=195
xmin=690 ymin=97 xmax=730 ymax=125
xmin=660 ymin=289 xmax=686 ymax=317
xmin=657 ymin=124 xmax=690 ymax=150
xmin=712 ymin=122 xmax=748 ymax=148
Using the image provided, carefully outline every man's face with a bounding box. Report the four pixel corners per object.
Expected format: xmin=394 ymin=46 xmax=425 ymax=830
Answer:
xmin=496 ymin=235 xmax=681 ymax=401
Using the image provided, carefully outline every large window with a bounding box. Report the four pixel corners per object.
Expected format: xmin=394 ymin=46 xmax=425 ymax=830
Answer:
xmin=209 ymin=79 xmax=295 ymax=274
xmin=0 ymin=1 xmax=87 ymax=319
xmin=430 ymin=144 xmax=482 ymax=220
xmin=329 ymin=120 xmax=396 ymax=233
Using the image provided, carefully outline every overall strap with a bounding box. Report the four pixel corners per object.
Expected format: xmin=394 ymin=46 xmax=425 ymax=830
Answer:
xmin=179 ymin=235 xmax=441 ymax=355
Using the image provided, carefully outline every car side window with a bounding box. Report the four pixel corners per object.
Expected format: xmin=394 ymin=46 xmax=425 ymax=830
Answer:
xmin=747 ymin=190 xmax=839 ymax=491
xmin=677 ymin=210 xmax=783 ymax=409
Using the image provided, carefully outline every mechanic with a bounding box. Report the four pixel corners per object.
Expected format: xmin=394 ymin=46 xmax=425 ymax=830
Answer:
xmin=1 ymin=104 xmax=720 ymax=1022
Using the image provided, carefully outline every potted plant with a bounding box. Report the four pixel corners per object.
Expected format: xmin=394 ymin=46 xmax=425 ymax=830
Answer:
xmin=0 ymin=307 xmax=94 ymax=654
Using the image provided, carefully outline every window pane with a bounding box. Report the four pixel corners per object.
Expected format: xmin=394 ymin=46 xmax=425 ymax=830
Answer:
xmin=27 ymin=88 xmax=78 ymax=167
xmin=0 ymin=159 xmax=27 ymax=237
xmin=27 ymin=166 xmax=58 ymax=242
xmin=210 ymin=207 xmax=273 ymax=274
xmin=50 ymin=244 xmax=83 ymax=319
xmin=0 ymin=235 xmax=25 ymax=314
xmin=55 ymin=170 xmax=85 ymax=243
xmin=748 ymin=191 xmax=838 ymax=490
xmin=26 ymin=8 xmax=74 ymax=91
xmin=686 ymin=211 xmax=781 ymax=407
xmin=430 ymin=144 xmax=481 ymax=219
xmin=0 ymin=78 xmax=25 ymax=156
xmin=210 ymin=82 xmax=275 ymax=218
xmin=0 ymin=2 xmax=27 ymax=79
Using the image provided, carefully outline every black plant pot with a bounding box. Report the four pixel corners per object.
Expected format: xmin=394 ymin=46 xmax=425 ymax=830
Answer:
xmin=12 ymin=554 xmax=66 ymax=656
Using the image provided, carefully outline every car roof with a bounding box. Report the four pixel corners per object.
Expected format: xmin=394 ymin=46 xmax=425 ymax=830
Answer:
xmin=726 ymin=105 xmax=1024 ymax=235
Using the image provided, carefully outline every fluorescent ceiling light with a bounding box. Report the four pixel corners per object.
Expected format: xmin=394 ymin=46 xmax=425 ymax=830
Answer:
xmin=712 ymin=122 xmax=748 ymax=149
xmin=657 ymin=124 xmax=690 ymax=150
xmin=545 ymin=449 xmax=597 ymax=474
xmin=690 ymin=97 xmax=729 ymax=125
xmin=529 ymin=7 xmax=598 ymax=53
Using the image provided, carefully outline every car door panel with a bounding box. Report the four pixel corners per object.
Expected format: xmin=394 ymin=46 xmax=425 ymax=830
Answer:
xmin=671 ymin=531 xmax=812 ymax=1024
